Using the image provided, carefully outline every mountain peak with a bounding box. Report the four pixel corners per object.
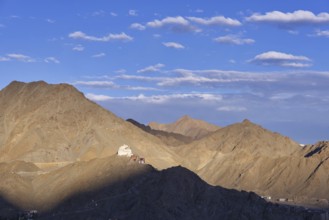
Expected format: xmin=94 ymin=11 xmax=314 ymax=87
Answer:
xmin=192 ymin=119 xmax=300 ymax=156
xmin=149 ymin=115 xmax=220 ymax=140
xmin=180 ymin=115 xmax=192 ymax=121
xmin=6 ymin=80 xmax=48 ymax=89
xmin=0 ymin=81 xmax=177 ymax=169
xmin=242 ymin=119 xmax=252 ymax=124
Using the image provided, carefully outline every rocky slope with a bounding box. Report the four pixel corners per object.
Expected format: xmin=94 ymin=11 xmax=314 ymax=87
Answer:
xmin=177 ymin=120 xmax=329 ymax=206
xmin=127 ymin=119 xmax=193 ymax=146
xmin=0 ymin=81 xmax=178 ymax=169
xmin=149 ymin=115 xmax=220 ymax=140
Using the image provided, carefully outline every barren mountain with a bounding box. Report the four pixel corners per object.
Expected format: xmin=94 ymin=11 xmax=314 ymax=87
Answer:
xmin=149 ymin=115 xmax=220 ymax=140
xmin=1 ymin=81 xmax=329 ymax=218
xmin=127 ymin=119 xmax=193 ymax=146
xmin=0 ymin=81 xmax=178 ymax=169
xmin=177 ymin=120 xmax=329 ymax=207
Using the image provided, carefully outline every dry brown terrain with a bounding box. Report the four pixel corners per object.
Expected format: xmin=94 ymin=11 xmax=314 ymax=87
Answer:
xmin=0 ymin=81 xmax=178 ymax=169
xmin=176 ymin=120 xmax=329 ymax=207
xmin=0 ymin=81 xmax=329 ymax=219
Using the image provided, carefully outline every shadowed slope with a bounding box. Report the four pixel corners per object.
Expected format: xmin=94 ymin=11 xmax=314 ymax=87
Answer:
xmin=127 ymin=118 xmax=193 ymax=146
xmin=1 ymin=158 xmax=323 ymax=220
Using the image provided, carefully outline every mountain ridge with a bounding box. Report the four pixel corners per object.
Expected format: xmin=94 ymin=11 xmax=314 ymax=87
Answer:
xmin=149 ymin=115 xmax=220 ymax=140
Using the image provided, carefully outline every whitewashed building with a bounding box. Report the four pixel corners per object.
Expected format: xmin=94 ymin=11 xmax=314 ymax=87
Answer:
xmin=118 ymin=144 xmax=133 ymax=157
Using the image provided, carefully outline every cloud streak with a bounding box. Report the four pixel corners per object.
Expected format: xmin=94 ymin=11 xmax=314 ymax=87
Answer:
xmin=249 ymin=51 xmax=312 ymax=68
xmin=0 ymin=53 xmax=36 ymax=63
xmin=86 ymin=93 xmax=222 ymax=104
xmin=162 ymin=42 xmax=185 ymax=49
xmin=44 ymin=57 xmax=60 ymax=64
xmin=74 ymin=80 xmax=159 ymax=91
xmin=130 ymin=23 xmax=146 ymax=30
xmin=187 ymin=16 xmax=241 ymax=26
xmin=214 ymin=35 xmax=255 ymax=45
xmin=92 ymin=53 xmax=106 ymax=58
xmin=314 ymin=29 xmax=329 ymax=37
xmin=147 ymin=16 xmax=199 ymax=32
xmin=73 ymin=45 xmax=85 ymax=51
xmin=68 ymin=31 xmax=133 ymax=42
xmin=217 ymin=106 xmax=247 ymax=112
xmin=137 ymin=63 xmax=165 ymax=73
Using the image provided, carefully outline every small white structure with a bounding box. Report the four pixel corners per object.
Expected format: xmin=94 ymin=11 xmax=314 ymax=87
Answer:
xmin=118 ymin=144 xmax=133 ymax=157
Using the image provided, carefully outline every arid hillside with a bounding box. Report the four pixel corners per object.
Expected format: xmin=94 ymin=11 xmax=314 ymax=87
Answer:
xmin=0 ymin=81 xmax=178 ymax=169
xmin=176 ymin=120 xmax=329 ymax=207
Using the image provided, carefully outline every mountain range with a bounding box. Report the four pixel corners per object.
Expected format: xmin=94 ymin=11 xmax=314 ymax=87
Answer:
xmin=0 ymin=81 xmax=328 ymax=219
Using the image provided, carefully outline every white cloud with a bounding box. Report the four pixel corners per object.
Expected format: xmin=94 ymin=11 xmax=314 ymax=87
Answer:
xmin=270 ymin=93 xmax=297 ymax=100
xmin=162 ymin=42 xmax=185 ymax=49
xmin=116 ymin=68 xmax=278 ymax=87
xmin=89 ymin=93 xmax=222 ymax=104
xmin=74 ymin=80 xmax=158 ymax=91
xmin=92 ymin=53 xmax=106 ymax=58
xmin=110 ymin=12 xmax=118 ymax=17
xmin=129 ymin=10 xmax=138 ymax=16
xmin=130 ymin=23 xmax=146 ymax=30
xmin=314 ymin=29 xmax=329 ymax=37
xmin=217 ymin=106 xmax=247 ymax=112
xmin=187 ymin=16 xmax=241 ymax=26
xmin=44 ymin=57 xmax=60 ymax=64
xmin=249 ymin=51 xmax=312 ymax=68
xmin=73 ymin=44 xmax=85 ymax=51
xmin=86 ymin=93 xmax=112 ymax=101
xmin=6 ymin=53 xmax=36 ymax=63
xmin=124 ymin=86 xmax=160 ymax=91
xmin=246 ymin=10 xmax=329 ymax=26
xmin=116 ymin=74 xmax=163 ymax=82
xmin=147 ymin=16 xmax=188 ymax=27
xmin=75 ymin=81 xmax=116 ymax=88
xmin=157 ymin=74 xmax=220 ymax=86
xmin=147 ymin=16 xmax=199 ymax=32
xmin=195 ymin=9 xmax=204 ymax=13
xmin=137 ymin=63 xmax=165 ymax=73
xmin=68 ymin=31 xmax=133 ymax=42
xmin=214 ymin=35 xmax=255 ymax=45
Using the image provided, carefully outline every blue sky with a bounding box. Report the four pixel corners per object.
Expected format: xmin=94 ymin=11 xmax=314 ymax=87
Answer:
xmin=1 ymin=0 xmax=329 ymax=144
